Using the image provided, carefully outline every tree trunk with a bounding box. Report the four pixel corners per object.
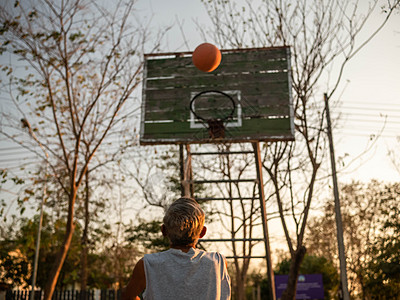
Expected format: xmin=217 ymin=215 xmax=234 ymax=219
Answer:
xmin=43 ymin=191 xmax=77 ymax=300
xmin=43 ymin=220 xmax=75 ymax=299
xmin=80 ymin=247 xmax=88 ymax=290
xmin=235 ymin=274 xmax=246 ymax=300
xmin=281 ymin=246 xmax=307 ymax=300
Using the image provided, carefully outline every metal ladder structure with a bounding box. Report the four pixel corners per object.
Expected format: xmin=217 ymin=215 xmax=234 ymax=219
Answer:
xmin=179 ymin=141 xmax=276 ymax=300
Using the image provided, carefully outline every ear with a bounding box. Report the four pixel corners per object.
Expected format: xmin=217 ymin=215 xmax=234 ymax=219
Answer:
xmin=199 ymin=226 xmax=207 ymax=238
xmin=161 ymin=224 xmax=167 ymax=237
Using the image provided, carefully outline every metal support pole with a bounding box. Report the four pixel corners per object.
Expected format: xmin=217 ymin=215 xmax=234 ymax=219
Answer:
xmin=179 ymin=144 xmax=185 ymax=197
xmin=253 ymin=142 xmax=276 ymax=300
xmin=185 ymin=144 xmax=194 ymax=198
xmin=324 ymin=93 xmax=350 ymax=300
xmin=179 ymin=144 xmax=192 ymax=197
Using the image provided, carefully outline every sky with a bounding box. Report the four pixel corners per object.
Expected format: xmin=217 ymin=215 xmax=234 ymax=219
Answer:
xmin=1 ymin=0 xmax=398 ymax=185
xmin=135 ymin=0 xmax=400 ymax=183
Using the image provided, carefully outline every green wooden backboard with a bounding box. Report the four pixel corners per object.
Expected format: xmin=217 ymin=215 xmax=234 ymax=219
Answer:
xmin=140 ymin=46 xmax=294 ymax=144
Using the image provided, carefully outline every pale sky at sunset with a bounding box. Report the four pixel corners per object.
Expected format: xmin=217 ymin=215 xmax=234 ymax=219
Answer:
xmin=136 ymin=0 xmax=400 ymax=182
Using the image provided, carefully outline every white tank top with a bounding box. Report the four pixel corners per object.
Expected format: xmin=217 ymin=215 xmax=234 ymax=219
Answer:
xmin=142 ymin=248 xmax=231 ymax=300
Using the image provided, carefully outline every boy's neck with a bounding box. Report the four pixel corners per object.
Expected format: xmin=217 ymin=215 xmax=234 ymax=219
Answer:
xmin=171 ymin=245 xmax=195 ymax=253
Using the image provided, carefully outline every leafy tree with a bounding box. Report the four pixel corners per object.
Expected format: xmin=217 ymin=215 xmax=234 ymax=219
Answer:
xmin=0 ymin=247 xmax=29 ymax=290
xmin=0 ymin=216 xmax=30 ymax=289
xmin=200 ymin=1 xmax=400 ymax=298
xmin=247 ymin=254 xmax=339 ymax=300
xmin=0 ymin=211 xmax=137 ymax=289
xmin=275 ymin=255 xmax=339 ymax=300
xmin=363 ymin=194 xmax=400 ymax=298
xmin=126 ymin=219 xmax=170 ymax=253
xmin=0 ymin=0 xmax=167 ymax=297
xmin=306 ymin=180 xmax=400 ymax=298
xmin=82 ymin=193 xmax=141 ymax=289
xmin=0 ymin=213 xmax=82 ymax=289
xmin=128 ymin=147 xmax=184 ymax=209
xmin=0 ymin=169 xmax=25 ymax=221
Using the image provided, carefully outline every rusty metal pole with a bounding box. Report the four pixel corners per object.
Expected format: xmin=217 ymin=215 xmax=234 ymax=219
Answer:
xmin=253 ymin=141 xmax=276 ymax=300
xmin=179 ymin=144 xmax=192 ymax=198
xmin=179 ymin=144 xmax=185 ymax=197
xmin=186 ymin=144 xmax=194 ymax=198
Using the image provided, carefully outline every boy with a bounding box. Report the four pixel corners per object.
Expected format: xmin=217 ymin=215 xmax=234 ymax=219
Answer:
xmin=122 ymin=197 xmax=231 ymax=300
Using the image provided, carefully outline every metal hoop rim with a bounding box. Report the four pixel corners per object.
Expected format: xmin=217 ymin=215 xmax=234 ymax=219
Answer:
xmin=190 ymin=90 xmax=236 ymax=122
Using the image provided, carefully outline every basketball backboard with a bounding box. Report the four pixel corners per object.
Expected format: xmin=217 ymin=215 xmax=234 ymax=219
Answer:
xmin=140 ymin=46 xmax=294 ymax=144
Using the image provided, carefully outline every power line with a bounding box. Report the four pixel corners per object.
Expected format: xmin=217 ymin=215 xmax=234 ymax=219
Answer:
xmin=340 ymin=100 xmax=400 ymax=107
xmin=0 ymin=146 xmax=28 ymax=151
xmin=340 ymin=105 xmax=400 ymax=113
xmin=339 ymin=118 xmax=400 ymax=125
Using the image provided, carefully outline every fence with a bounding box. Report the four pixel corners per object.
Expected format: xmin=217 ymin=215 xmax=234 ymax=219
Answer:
xmin=5 ymin=290 xmax=122 ymax=300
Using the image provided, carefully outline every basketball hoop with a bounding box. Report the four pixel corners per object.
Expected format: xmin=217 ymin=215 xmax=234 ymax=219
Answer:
xmin=190 ymin=90 xmax=236 ymax=139
xmin=141 ymin=47 xmax=294 ymax=144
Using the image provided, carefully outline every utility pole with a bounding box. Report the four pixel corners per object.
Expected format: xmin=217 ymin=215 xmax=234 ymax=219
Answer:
xmin=324 ymin=94 xmax=350 ymax=300
xmin=22 ymin=118 xmax=48 ymax=300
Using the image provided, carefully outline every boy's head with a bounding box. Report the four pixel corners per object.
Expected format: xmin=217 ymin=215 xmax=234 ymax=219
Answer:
xmin=162 ymin=197 xmax=205 ymax=247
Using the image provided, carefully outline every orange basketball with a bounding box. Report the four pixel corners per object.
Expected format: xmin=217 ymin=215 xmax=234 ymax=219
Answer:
xmin=192 ymin=43 xmax=222 ymax=72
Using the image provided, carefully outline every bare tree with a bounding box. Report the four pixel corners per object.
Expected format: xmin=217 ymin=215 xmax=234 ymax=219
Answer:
xmin=200 ymin=0 xmax=400 ymax=299
xmin=0 ymin=0 xmax=167 ymax=297
xmin=126 ymin=145 xmax=181 ymax=210
xmin=77 ymin=126 xmax=140 ymax=290
xmin=388 ymin=136 xmax=400 ymax=176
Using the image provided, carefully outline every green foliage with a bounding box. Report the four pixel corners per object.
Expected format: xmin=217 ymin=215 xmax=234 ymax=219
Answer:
xmin=0 ymin=249 xmax=29 ymax=289
xmin=273 ymin=255 xmax=339 ymax=300
xmin=0 ymin=169 xmax=25 ymax=221
xmin=363 ymin=203 xmax=400 ymax=298
xmin=156 ymin=149 xmax=183 ymax=198
xmin=126 ymin=219 xmax=169 ymax=253
xmin=246 ymin=255 xmax=339 ymax=300
xmin=0 ymin=212 xmax=136 ymax=289
xmin=13 ymin=213 xmax=83 ymax=289
xmin=306 ymin=180 xmax=400 ymax=298
xmin=157 ymin=147 xmax=210 ymax=198
xmin=84 ymin=250 xmax=116 ymax=288
xmin=246 ymin=272 xmax=273 ymax=300
xmin=0 ymin=216 xmax=30 ymax=289
xmin=1 ymin=214 xmax=81 ymax=288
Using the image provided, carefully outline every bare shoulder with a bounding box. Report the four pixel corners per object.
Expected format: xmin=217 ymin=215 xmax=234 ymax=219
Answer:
xmin=122 ymin=258 xmax=146 ymax=300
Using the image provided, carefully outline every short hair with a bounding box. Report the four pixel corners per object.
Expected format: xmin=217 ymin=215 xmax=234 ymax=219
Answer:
xmin=163 ymin=197 xmax=205 ymax=247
